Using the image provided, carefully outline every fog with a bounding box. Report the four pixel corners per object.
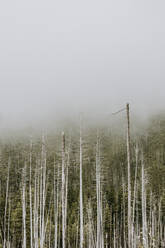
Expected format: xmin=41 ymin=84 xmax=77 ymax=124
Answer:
xmin=0 ymin=0 xmax=165 ymax=129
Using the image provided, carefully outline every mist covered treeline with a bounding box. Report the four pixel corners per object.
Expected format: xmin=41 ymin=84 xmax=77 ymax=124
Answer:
xmin=0 ymin=113 xmax=165 ymax=248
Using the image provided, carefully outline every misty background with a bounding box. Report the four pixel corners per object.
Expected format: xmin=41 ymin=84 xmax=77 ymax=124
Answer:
xmin=0 ymin=0 xmax=165 ymax=129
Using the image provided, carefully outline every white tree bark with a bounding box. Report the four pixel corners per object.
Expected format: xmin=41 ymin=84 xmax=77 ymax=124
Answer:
xmin=122 ymin=177 xmax=127 ymax=248
xmin=22 ymin=162 xmax=27 ymax=248
xmin=61 ymin=132 xmax=69 ymax=248
xmin=132 ymin=142 xmax=139 ymax=246
xmin=141 ymin=153 xmax=148 ymax=248
xmin=96 ymin=130 xmax=104 ymax=248
xmin=29 ymin=138 xmax=33 ymax=248
xmin=7 ymin=196 xmax=11 ymax=248
xmin=80 ymin=115 xmax=84 ymax=248
xmin=64 ymin=151 xmax=69 ymax=240
xmin=54 ymin=159 xmax=59 ymax=248
xmin=34 ymin=160 xmax=39 ymax=248
xmin=62 ymin=131 xmax=66 ymax=248
xmin=126 ymin=103 xmax=132 ymax=248
xmin=40 ymin=134 xmax=47 ymax=248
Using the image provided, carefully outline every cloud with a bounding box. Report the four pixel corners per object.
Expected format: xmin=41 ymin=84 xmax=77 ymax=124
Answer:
xmin=0 ymin=0 xmax=165 ymax=127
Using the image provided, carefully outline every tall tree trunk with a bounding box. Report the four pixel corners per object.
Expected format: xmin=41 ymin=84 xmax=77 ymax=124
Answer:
xmin=126 ymin=103 xmax=132 ymax=248
xmin=122 ymin=177 xmax=127 ymax=248
xmin=7 ymin=195 xmax=11 ymax=248
xmin=62 ymin=132 xmax=66 ymax=248
xmin=54 ymin=160 xmax=59 ymax=248
xmin=22 ymin=162 xmax=27 ymax=248
xmin=96 ymin=130 xmax=104 ymax=248
xmin=64 ymin=150 xmax=69 ymax=245
xmin=40 ymin=134 xmax=47 ymax=248
xmin=34 ymin=160 xmax=39 ymax=248
xmin=87 ymin=201 xmax=96 ymax=248
xmin=80 ymin=115 xmax=84 ymax=248
xmin=132 ymin=142 xmax=139 ymax=246
xmin=141 ymin=153 xmax=148 ymax=248
xmin=29 ymin=139 xmax=33 ymax=248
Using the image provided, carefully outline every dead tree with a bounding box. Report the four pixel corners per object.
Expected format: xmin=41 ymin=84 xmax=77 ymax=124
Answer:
xmin=80 ymin=115 xmax=84 ymax=248
xmin=22 ymin=162 xmax=27 ymax=248
xmin=96 ymin=130 xmax=104 ymax=248
xmin=126 ymin=103 xmax=132 ymax=248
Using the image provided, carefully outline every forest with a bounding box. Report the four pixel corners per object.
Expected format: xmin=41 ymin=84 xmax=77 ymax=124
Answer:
xmin=0 ymin=106 xmax=165 ymax=248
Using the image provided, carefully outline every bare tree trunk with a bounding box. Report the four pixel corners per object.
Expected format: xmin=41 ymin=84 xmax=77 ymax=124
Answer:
xmin=29 ymin=139 xmax=33 ymax=248
xmin=54 ymin=160 xmax=59 ymax=248
xmin=122 ymin=177 xmax=127 ymax=248
xmin=39 ymin=156 xmax=42 ymax=243
xmin=80 ymin=115 xmax=84 ymax=248
xmin=149 ymin=192 xmax=152 ymax=248
xmin=34 ymin=160 xmax=39 ymax=248
xmin=100 ymin=191 xmax=104 ymax=248
xmin=7 ymin=195 xmax=11 ymax=248
xmin=64 ymin=150 xmax=69 ymax=245
xmin=141 ymin=153 xmax=148 ymax=248
xmin=113 ymin=214 xmax=116 ymax=248
xmin=22 ymin=162 xmax=27 ymax=248
xmin=126 ymin=103 xmax=132 ymax=248
xmin=40 ymin=134 xmax=47 ymax=248
xmin=96 ymin=131 xmax=101 ymax=248
xmin=62 ymin=132 xmax=66 ymax=248
xmin=105 ymin=233 xmax=108 ymax=248
xmin=96 ymin=130 xmax=104 ymax=248
xmin=132 ymin=143 xmax=139 ymax=246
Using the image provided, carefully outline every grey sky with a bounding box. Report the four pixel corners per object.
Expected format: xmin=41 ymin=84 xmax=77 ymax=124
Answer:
xmin=0 ymin=0 xmax=165 ymax=127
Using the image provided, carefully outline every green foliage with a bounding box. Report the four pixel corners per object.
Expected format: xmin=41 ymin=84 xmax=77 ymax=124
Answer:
xmin=0 ymin=115 xmax=165 ymax=247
